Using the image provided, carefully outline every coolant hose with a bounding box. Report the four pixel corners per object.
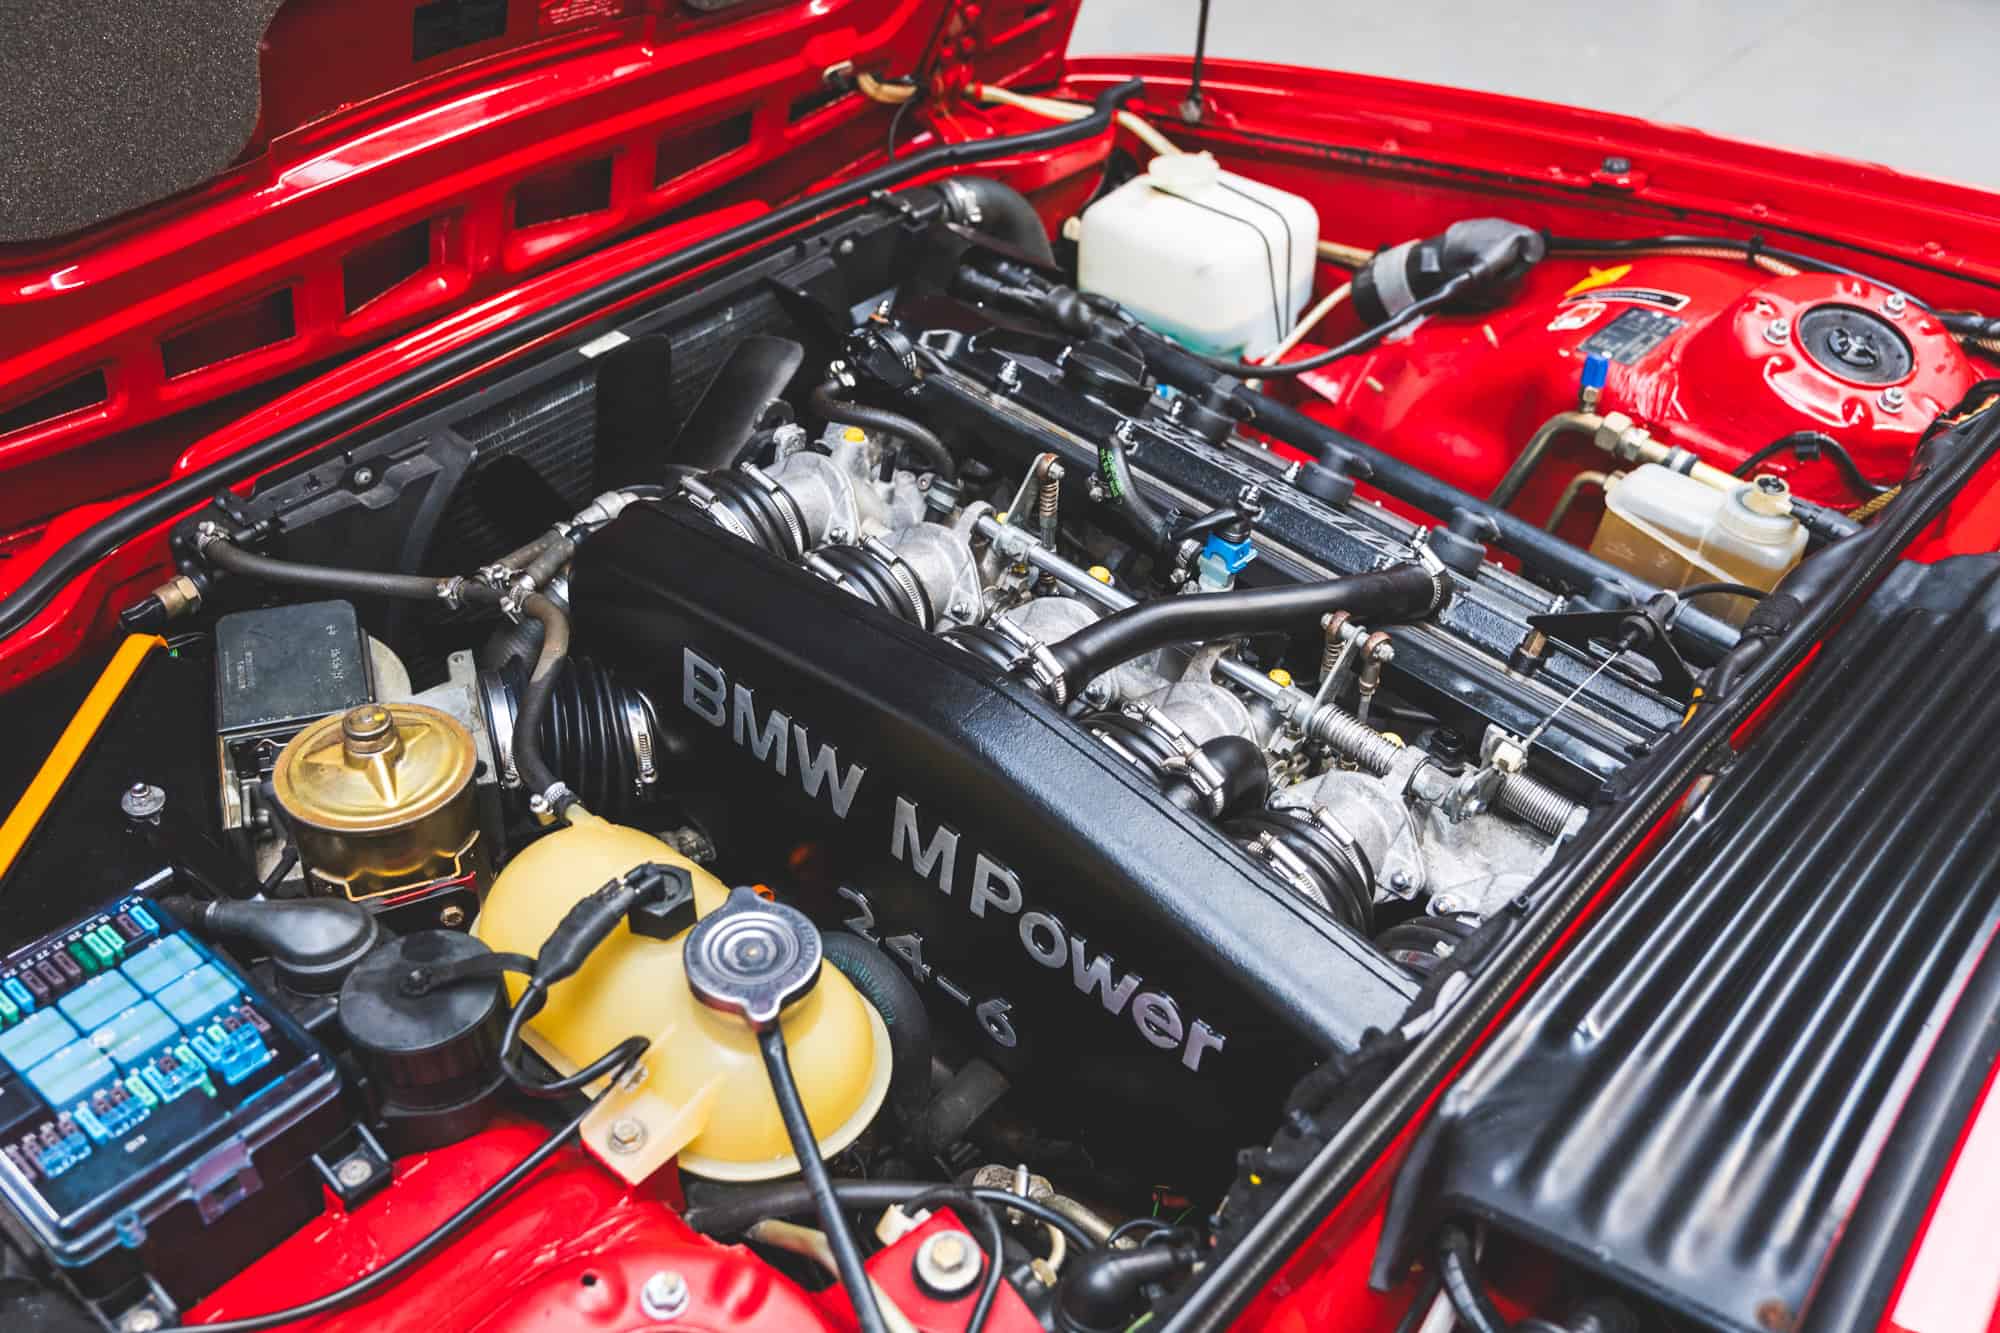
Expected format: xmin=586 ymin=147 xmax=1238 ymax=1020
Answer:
xmin=201 ymin=536 xmax=479 ymax=604
xmin=934 ymin=175 xmax=1058 ymax=267
xmin=1437 ymin=1224 xmax=1513 ymax=1333
xmin=821 ymin=932 xmax=933 ymax=1128
xmin=810 ymin=381 xmax=959 ymax=481
xmin=510 ymin=592 xmax=573 ymax=811
xmin=1047 ymin=563 xmax=1444 ymax=696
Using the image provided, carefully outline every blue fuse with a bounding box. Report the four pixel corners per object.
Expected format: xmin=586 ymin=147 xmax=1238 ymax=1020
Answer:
xmin=1580 ymin=351 xmax=1611 ymax=410
xmin=189 ymin=1013 xmax=274 ymax=1087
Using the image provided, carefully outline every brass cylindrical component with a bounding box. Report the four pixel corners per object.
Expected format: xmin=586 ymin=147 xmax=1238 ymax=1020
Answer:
xmin=273 ymin=702 xmax=479 ymax=900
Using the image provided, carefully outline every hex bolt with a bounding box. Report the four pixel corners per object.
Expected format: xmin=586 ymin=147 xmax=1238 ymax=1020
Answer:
xmin=639 ymin=1270 xmax=690 ymax=1321
xmin=119 ymin=1309 xmax=163 ymax=1333
xmin=1602 ymin=155 xmax=1632 ymax=174
xmin=335 ymin=1156 xmax=375 ymax=1189
xmin=607 ymin=1117 xmax=647 ymax=1154
xmin=353 ymin=466 xmax=376 ymax=488
xmin=914 ymin=1229 xmax=983 ymax=1297
xmin=438 ymin=904 xmax=467 ymax=928
xmin=1390 ymin=869 xmax=1415 ymax=893
xmin=1763 ymin=318 xmax=1792 ymax=345
xmin=1432 ymin=893 xmax=1462 ymax=915
xmin=1878 ymin=386 xmax=1907 ymax=412
xmin=120 ymin=782 xmax=167 ymax=824
xmin=1884 ymin=292 xmax=1908 ymax=316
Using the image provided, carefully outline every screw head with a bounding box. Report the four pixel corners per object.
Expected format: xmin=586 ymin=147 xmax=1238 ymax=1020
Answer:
xmin=119 ymin=1309 xmax=163 ymax=1333
xmin=335 ymin=1156 xmax=375 ymax=1189
xmin=1879 ymin=386 xmax=1908 ymax=412
xmin=438 ymin=904 xmax=467 ymax=928
xmin=1432 ymin=893 xmax=1461 ymax=915
xmin=120 ymin=782 xmax=167 ymax=822
xmin=914 ymin=1228 xmax=983 ymax=1296
xmin=607 ymin=1117 xmax=647 ymax=1153
xmin=1602 ymin=155 xmax=1632 ymax=174
xmin=352 ymin=466 xmax=376 ymax=488
xmin=1884 ymin=292 xmax=1908 ymax=316
xmin=1390 ymin=869 xmax=1415 ymax=893
xmin=1763 ymin=318 xmax=1792 ymax=345
xmin=639 ymin=1270 xmax=690 ymax=1320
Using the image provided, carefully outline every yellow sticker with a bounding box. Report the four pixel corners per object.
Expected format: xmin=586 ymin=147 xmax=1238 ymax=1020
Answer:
xmin=1564 ymin=263 xmax=1634 ymax=298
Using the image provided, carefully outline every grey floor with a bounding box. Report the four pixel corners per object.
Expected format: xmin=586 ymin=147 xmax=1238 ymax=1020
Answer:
xmin=1069 ymin=1 xmax=1996 ymax=189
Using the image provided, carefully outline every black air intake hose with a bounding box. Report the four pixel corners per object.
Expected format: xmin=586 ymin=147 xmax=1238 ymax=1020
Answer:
xmin=1227 ymin=807 xmax=1373 ymax=932
xmin=1083 ymin=710 xmax=1268 ymax=820
xmin=810 ymin=542 xmax=933 ymax=628
xmin=934 ymin=175 xmax=1058 ymax=267
xmin=677 ymin=467 xmax=809 ymax=560
xmin=1046 ymin=563 xmax=1445 ymax=697
xmin=483 ymin=657 xmax=671 ymax=817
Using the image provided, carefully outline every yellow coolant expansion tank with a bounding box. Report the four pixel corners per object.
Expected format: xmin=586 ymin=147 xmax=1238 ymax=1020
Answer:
xmin=474 ymin=810 xmax=889 ymax=1182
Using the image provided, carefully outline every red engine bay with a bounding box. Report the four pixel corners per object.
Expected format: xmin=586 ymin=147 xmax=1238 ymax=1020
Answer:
xmin=1 ymin=7 xmax=1999 ymax=1333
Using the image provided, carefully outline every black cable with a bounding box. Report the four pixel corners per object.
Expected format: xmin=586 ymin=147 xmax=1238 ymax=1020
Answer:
xmin=886 ymin=94 xmax=917 ymax=163
xmin=1097 ymin=431 xmax=1176 ymax=554
xmin=682 ymin=1179 xmax=1098 ymax=1252
xmin=189 ymin=1050 xmax=640 ymax=1332
xmin=1177 ymin=271 xmax=1475 ymax=378
xmin=811 ymin=380 xmax=959 ymax=481
xmin=757 ymin=1026 xmax=889 ymax=1333
xmin=1545 ymin=233 xmax=1930 ymax=309
xmin=1436 ymin=1224 xmax=1511 ymax=1333
xmin=1108 ymin=1217 xmax=1175 ymax=1246
xmin=1184 ymin=0 xmax=1212 ymax=119
xmin=1391 ymin=1272 xmax=1443 ymax=1333
xmin=498 ymin=987 xmax=649 ymax=1099
xmin=1733 ymin=430 xmax=1889 ymax=497
xmin=1676 ymin=581 xmax=1768 ymax=602
xmin=0 ymin=81 xmax=1146 ymax=645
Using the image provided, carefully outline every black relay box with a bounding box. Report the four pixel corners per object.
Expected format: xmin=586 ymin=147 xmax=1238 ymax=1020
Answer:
xmin=0 ymin=890 xmax=341 ymax=1302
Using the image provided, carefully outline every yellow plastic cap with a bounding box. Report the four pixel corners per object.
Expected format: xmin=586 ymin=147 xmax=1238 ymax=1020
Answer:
xmin=474 ymin=812 xmax=889 ymax=1182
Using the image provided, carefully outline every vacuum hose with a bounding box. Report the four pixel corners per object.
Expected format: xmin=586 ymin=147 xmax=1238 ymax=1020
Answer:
xmin=810 ymin=380 xmax=959 ymax=481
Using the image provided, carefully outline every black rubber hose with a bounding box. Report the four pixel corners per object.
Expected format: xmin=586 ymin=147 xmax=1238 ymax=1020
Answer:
xmin=510 ymin=592 xmax=572 ymax=811
xmin=1161 ymin=735 xmax=1269 ymax=820
xmin=1437 ymin=1225 xmax=1512 ymax=1333
xmin=935 ymin=175 xmax=1058 ymax=267
xmin=201 ymin=537 xmax=457 ymax=602
xmin=810 ymin=381 xmax=959 ymax=481
xmin=1048 ymin=563 xmax=1442 ymax=695
xmin=822 ymin=932 xmax=933 ymax=1128
xmin=1733 ymin=430 xmax=1890 ymax=497
xmin=0 ymin=81 xmax=1145 ymax=644
xmin=478 ymin=615 xmax=546 ymax=677
xmin=1125 ymin=326 xmax=1740 ymax=661
xmin=682 ymin=1179 xmax=1098 ymax=1253
xmin=757 ymin=1027 xmax=890 ymax=1333
xmin=1097 ymin=432 xmax=1175 ymax=553
xmin=1057 ymin=1239 xmax=1203 ymax=1333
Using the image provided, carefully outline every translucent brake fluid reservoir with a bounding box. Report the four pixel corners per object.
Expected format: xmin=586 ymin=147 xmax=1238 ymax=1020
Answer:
xmin=1078 ymin=151 xmax=1318 ymax=360
xmin=474 ymin=811 xmax=889 ymax=1182
xmin=1590 ymin=465 xmax=1807 ymax=625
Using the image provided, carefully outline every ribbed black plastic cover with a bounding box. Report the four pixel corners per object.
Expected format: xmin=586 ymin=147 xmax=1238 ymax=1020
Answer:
xmin=1382 ymin=556 xmax=2000 ymax=1333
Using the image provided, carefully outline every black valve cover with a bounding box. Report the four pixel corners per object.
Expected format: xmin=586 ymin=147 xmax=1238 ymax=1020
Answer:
xmin=572 ymin=502 xmax=1416 ymax=1183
